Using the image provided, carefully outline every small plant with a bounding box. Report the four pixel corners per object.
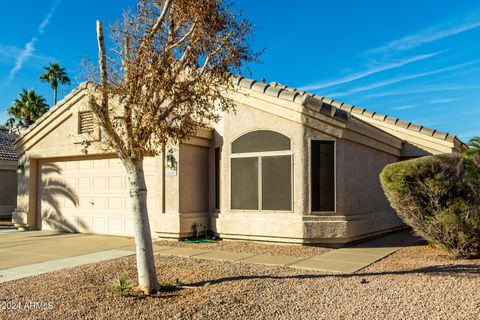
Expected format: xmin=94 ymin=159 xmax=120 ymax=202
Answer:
xmin=108 ymin=272 xmax=134 ymax=295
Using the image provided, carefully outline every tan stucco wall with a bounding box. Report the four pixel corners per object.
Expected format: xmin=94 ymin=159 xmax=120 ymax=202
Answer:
xmin=210 ymin=96 xmax=404 ymax=244
xmin=156 ymin=144 xmax=210 ymax=239
xmin=14 ymin=94 xmax=107 ymax=229
xmin=209 ymin=101 xmax=308 ymax=242
xmin=304 ymin=138 xmax=404 ymax=242
xmin=341 ymin=139 xmax=398 ymax=216
xmin=13 ymin=93 xmax=163 ymax=234
xmin=14 ymin=89 xmax=213 ymax=238
xmin=11 ymin=85 xmax=417 ymax=243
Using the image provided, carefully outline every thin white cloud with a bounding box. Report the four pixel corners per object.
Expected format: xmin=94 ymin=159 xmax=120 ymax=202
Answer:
xmin=326 ymin=60 xmax=478 ymax=98
xmin=427 ymin=97 xmax=462 ymax=104
xmin=7 ymin=38 xmax=38 ymax=82
xmin=415 ymin=116 xmax=449 ymax=128
xmin=5 ymin=0 xmax=61 ymax=83
xmin=39 ymin=0 xmax=61 ymax=34
xmin=300 ymin=51 xmax=442 ymax=91
xmin=366 ymin=13 xmax=480 ymax=55
xmin=366 ymin=84 xmax=477 ymax=98
xmin=391 ymin=104 xmax=417 ymax=110
xmin=0 ymin=44 xmax=52 ymax=66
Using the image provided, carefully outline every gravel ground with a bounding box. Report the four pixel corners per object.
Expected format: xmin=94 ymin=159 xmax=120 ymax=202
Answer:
xmin=155 ymin=239 xmax=332 ymax=257
xmin=0 ymin=245 xmax=479 ymax=320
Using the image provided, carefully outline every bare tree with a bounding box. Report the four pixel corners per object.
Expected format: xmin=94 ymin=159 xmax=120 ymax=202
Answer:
xmin=89 ymin=0 xmax=257 ymax=294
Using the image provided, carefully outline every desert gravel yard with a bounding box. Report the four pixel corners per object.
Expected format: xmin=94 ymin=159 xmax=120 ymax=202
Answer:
xmin=0 ymin=245 xmax=479 ymax=320
xmin=155 ymin=239 xmax=333 ymax=257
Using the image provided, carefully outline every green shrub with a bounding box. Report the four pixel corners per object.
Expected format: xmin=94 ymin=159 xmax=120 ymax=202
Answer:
xmin=380 ymin=152 xmax=480 ymax=258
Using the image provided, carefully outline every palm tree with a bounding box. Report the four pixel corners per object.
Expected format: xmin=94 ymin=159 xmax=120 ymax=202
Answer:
xmin=467 ymin=137 xmax=480 ymax=154
xmin=7 ymin=89 xmax=49 ymax=126
xmin=39 ymin=62 xmax=71 ymax=105
xmin=4 ymin=118 xmax=16 ymax=131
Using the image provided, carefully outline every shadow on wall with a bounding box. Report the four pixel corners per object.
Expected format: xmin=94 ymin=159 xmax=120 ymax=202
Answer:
xmin=40 ymin=162 xmax=89 ymax=233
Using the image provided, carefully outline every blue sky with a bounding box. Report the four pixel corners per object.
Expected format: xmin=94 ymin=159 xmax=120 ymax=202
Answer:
xmin=0 ymin=1 xmax=479 ymax=140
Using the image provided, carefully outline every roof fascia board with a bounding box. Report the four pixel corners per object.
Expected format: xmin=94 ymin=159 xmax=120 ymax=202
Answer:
xmin=353 ymin=114 xmax=456 ymax=154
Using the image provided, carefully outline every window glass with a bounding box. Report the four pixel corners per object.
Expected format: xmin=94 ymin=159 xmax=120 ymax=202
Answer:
xmin=214 ymin=148 xmax=220 ymax=209
xmin=232 ymin=130 xmax=290 ymax=153
xmin=262 ymin=156 xmax=292 ymax=210
xmin=311 ymin=141 xmax=335 ymax=211
xmin=231 ymin=157 xmax=258 ymax=210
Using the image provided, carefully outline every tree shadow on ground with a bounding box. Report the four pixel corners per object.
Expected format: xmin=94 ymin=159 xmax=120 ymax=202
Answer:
xmin=40 ymin=163 xmax=89 ymax=233
xmin=186 ymin=264 xmax=480 ymax=288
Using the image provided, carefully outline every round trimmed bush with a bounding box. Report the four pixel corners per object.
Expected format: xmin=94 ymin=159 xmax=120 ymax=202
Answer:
xmin=380 ymin=152 xmax=480 ymax=258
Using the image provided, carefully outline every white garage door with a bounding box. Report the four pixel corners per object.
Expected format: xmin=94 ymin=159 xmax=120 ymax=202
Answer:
xmin=39 ymin=157 xmax=158 ymax=236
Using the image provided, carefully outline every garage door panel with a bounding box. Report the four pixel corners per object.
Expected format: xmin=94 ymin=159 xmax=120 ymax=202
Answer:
xmin=92 ymin=197 xmax=107 ymax=209
xmin=124 ymin=219 xmax=134 ymax=234
xmin=39 ymin=157 xmax=157 ymax=236
xmin=92 ymin=217 xmax=108 ymax=231
xmin=108 ymin=176 xmax=124 ymax=189
xmin=79 ymin=160 xmax=93 ymax=169
xmin=108 ymin=197 xmax=124 ymax=210
xmin=93 ymin=177 xmax=107 ymax=189
xmin=93 ymin=159 xmax=107 ymax=169
xmin=65 ymin=161 xmax=77 ymax=170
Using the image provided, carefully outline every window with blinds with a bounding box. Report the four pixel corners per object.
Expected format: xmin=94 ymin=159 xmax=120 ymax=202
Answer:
xmin=79 ymin=112 xmax=94 ymax=134
xmin=230 ymin=130 xmax=292 ymax=211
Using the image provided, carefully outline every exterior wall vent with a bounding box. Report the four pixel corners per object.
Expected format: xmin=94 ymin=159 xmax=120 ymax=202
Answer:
xmin=79 ymin=111 xmax=94 ymax=134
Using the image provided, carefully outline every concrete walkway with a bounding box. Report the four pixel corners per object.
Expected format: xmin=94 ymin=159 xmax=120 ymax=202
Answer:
xmin=291 ymin=230 xmax=419 ymax=272
xmin=154 ymin=230 xmax=419 ymax=273
xmin=0 ymin=229 xmax=418 ymax=284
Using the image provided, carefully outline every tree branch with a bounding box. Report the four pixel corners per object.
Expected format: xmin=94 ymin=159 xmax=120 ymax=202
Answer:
xmin=199 ymin=30 xmax=234 ymax=75
xmin=138 ymin=0 xmax=172 ymax=53
xmin=166 ymin=19 xmax=197 ymax=51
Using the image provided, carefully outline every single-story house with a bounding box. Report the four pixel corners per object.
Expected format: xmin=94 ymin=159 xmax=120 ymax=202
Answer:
xmin=12 ymin=77 xmax=466 ymax=243
xmin=0 ymin=129 xmax=18 ymax=219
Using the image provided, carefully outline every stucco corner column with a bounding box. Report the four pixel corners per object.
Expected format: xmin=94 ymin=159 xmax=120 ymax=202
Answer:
xmin=12 ymin=158 xmax=38 ymax=231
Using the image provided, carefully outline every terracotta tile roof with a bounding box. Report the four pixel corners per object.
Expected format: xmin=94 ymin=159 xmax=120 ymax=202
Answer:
xmin=15 ymin=77 xmax=464 ymax=150
xmin=0 ymin=129 xmax=18 ymax=161
xmin=232 ymin=76 xmax=350 ymax=123
xmin=232 ymin=75 xmax=461 ymax=143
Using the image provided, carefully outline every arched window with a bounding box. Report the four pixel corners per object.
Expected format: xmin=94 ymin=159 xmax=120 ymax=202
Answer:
xmin=232 ymin=130 xmax=291 ymax=153
xmin=231 ymin=130 xmax=292 ymax=211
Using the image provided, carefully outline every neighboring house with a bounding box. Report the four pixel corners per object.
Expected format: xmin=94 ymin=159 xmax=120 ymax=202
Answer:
xmin=0 ymin=129 xmax=18 ymax=220
xmin=12 ymin=77 xmax=466 ymax=244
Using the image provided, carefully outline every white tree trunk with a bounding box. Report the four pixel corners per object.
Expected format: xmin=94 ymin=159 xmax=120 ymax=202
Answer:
xmin=127 ymin=157 xmax=160 ymax=294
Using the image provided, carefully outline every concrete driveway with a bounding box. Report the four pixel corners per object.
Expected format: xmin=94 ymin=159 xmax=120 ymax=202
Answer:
xmin=0 ymin=230 xmax=137 ymax=270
